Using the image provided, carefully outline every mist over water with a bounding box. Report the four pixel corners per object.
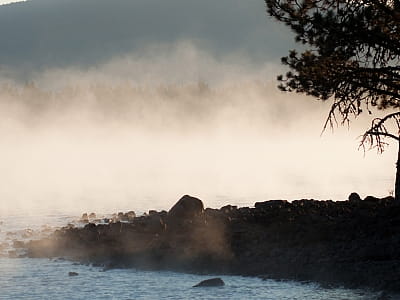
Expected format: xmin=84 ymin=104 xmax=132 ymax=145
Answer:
xmin=0 ymin=43 xmax=395 ymax=215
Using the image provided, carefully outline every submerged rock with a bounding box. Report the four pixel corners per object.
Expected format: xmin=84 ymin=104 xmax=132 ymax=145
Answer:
xmin=193 ymin=278 xmax=225 ymax=287
xmin=68 ymin=272 xmax=79 ymax=277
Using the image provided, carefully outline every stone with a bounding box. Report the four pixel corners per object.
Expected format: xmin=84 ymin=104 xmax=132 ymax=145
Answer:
xmin=68 ymin=272 xmax=79 ymax=276
xmin=84 ymin=223 xmax=96 ymax=230
xmin=364 ymin=195 xmax=380 ymax=202
xmin=80 ymin=213 xmax=89 ymax=223
xmin=255 ymin=200 xmax=289 ymax=209
xmin=348 ymin=192 xmax=362 ymax=202
xmin=220 ymin=205 xmax=237 ymax=214
xmin=168 ymin=195 xmax=204 ymax=220
xmin=193 ymin=278 xmax=225 ymax=287
xmin=127 ymin=211 xmax=136 ymax=220
xmin=144 ymin=215 xmax=166 ymax=233
xmin=118 ymin=212 xmax=128 ymax=222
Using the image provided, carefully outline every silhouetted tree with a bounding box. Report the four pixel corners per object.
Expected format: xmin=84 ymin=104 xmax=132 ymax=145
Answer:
xmin=265 ymin=0 xmax=400 ymax=200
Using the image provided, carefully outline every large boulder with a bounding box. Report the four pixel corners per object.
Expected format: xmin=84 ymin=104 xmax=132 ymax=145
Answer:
xmin=168 ymin=195 xmax=204 ymax=220
xmin=167 ymin=195 xmax=205 ymax=230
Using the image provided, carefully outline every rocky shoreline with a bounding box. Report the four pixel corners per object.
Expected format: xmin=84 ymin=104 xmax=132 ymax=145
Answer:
xmin=24 ymin=194 xmax=400 ymax=292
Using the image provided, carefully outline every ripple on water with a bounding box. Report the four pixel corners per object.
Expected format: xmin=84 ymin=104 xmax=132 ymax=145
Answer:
xmin=0 ymin=258 xmax=383 ymax=300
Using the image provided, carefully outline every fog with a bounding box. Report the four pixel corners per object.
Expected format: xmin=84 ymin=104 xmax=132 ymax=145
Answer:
xmin=0 ymin=43 xmax=395 ymax=215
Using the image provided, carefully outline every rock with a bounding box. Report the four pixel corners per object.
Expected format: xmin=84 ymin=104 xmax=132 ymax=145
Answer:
xmin=364 ymin=195 xmax=380 ymax=202
xmin=220 ymin=205 xmax=237 ymax=214
xmin=84 ymin=223 xmax=96 ymax=230
xmin=168 ymin=195 xmax=204 ymax=220
xmin=80 ymin=213 xmax=89 ymax=223
xmin=193 ymin=278 xmax=225 ymax=287
xmin=167 ymin=195 xmax=205 ymax=232
xmin=255 ymin=200 xmax=289 ymax=209
xmin=118 ymin=212 xmax=128 ymax=222
xmin=68 ymin=272 xmax=79 ymax=276
xmin=144 ymin=215 xmax=166 ymax=233
xmin=127 ymin=211 xmax=136 ymax=221
xmin=348 ymin=192 xmax=362 ymax=203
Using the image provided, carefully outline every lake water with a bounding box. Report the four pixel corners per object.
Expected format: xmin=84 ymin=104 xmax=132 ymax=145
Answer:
xmin=0 ymin=211 xmax=388 ymax=299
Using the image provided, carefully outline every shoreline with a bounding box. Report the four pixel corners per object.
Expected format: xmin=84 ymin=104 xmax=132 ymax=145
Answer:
xmin=24 ymin=194 xmax=400 ymax=293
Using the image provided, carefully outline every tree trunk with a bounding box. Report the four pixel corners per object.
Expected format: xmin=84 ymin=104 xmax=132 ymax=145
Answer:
xmin=396 ymin=139 xmax=400 ymax=202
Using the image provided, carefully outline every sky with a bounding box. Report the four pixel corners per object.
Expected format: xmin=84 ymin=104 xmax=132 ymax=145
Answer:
xmin=0 ymin=0 xmax=294 ymax=76
xmin=0 ymin=0 xmax=396 ymax=214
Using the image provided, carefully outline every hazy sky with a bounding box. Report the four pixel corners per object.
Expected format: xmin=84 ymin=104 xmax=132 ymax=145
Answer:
xmin=0 ymin=0 xmax=294 ymax=76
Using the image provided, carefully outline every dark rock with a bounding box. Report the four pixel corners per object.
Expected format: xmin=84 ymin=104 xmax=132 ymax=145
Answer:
xmin=167 ymin=195 xmax=204 ymax=221
xmin=255 ymin=200 xmax=289 ymax=209
xmin=220 ymin=205 xmax=237 ymax=214
xmin=84 ymin=223 xmax=96 ymax=230
xmin=144 ymin=215 xmax=166 ymax=233
xmin=193 ymin=278 xmax=225 ymax=287
xmin=364 ymin=195 xmax=380 ymax=202
xmin=68 ymin=272 xmax=79 ymax=276
xmin=381 ymin=196 xmax=395 ymax=203
xmin=348 ymin=192 xmax=362 ymax=203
